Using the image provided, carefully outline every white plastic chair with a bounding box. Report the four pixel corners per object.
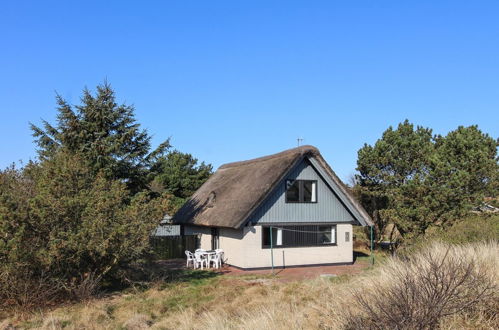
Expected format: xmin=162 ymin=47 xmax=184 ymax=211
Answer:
xmin=215 ymin=249 xmax=224 ymax=268
xmin=208 ymin=253 xmax=221 ymax=269
xmin=194 ymin=252 xmax=208 ymax=269
xmin=216 ymin=249 xmax=224 ymax=263
xmin=185 ymin=251 xmax=195 ymax=268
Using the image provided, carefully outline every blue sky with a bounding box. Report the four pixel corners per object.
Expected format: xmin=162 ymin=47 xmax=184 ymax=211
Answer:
xmin=1 ymin=1 xmax=498 ymax=180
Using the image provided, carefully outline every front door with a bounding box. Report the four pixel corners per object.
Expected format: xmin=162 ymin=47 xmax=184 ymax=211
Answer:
xmin=211 ymin=228 xmax=219 ymax=250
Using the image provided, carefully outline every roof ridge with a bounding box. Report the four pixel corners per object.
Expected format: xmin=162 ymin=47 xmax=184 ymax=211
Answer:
xmin=220 ymin=145 xmax=319 ymax=169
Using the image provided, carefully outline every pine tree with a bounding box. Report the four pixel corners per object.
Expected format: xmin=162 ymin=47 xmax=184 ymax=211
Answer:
xmin=31 ymin=82 xmax=168 ymax=192
xmin=148 ymin=150 xmax=213 ymax=210
xmin=356 ymin=120 xmax=435 ymax=239
xmin=429 ymin=125 xmax=499 ymax=224
xmin=356 ymin=120 xmax=498 ymax=242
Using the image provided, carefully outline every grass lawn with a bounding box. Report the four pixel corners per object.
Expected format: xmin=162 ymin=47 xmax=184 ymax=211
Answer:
xmin=2 ymin=261 xmax=371 ymax=329
xmin=5 ymin=270 xmax=308 ymax=329
xmin=1 ymin=241 xmax=497 ymax=329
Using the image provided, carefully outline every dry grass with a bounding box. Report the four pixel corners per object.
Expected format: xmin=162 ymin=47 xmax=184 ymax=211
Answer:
xmin=345 ymin=242 xmax=498 ymax=329
xmin=1 ymin=241 xmax=497 ymax=330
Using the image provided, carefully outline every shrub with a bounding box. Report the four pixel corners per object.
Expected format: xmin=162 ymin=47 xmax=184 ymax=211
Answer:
xmin=345 ymin=242 xmax=498 ymax=329
xmin=0 ymin=152 xmax=168 ymax=310
xmin=1 ymin=242 xmax=497 ymax=329
xmin=429 ymin=214 xmax=499 ymax=244
xmin=0 ymin=269 xmax=63 ymax=311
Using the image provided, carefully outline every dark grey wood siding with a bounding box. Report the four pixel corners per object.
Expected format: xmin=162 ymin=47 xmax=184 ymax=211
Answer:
xmin=250 ymin=159 xmax=355 ymax=224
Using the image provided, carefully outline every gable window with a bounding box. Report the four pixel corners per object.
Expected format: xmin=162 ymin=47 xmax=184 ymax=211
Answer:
xmin=262 ymin=225 xmax=336 ymax=247
xmin=285 ymin=180 xmax=317 ymax=203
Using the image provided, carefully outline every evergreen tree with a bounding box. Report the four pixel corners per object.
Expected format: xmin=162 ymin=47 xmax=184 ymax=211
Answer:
xmin=356 ymin=120 xmax=498 ymax=241
xmin=148 ymin=150 xmax=213 ymax=210
xmin=428 ymin=126 xmax=499 ymax=224
xmin=30 ymin=82 xmax=168 ymax=192
xmin=356 ymin=120 xmax=435 ymax=239
xmin=0 ymin=151 xmax=169 ymax=306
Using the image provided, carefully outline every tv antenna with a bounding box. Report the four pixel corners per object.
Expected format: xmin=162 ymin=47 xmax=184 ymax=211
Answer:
xmin=297 ymin=137 xmax=304 ymax=146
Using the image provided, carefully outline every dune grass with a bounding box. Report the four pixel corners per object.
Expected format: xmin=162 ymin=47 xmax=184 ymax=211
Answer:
xmin=1 ymin=241 xmax=497 ymax=329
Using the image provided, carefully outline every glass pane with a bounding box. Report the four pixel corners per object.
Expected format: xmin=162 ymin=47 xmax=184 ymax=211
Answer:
xmin=263 ymin=227 xmax=279 ymax=246
xmin=286 ymin=180 xmax=300 ymax=202
xmin=282 ymin=226 xmax=294 ymax=246
xmin=318 ymin=226 xmax=332 ymax=244
xmin=303 ymin=181 xmax=316 ymax=202
xmin=303 ymin=181 xmax=312 ymax=202
xmin=283 ymin=225 xmax=311 ymax=246
xmin=311 ymin=182 xmax=316 ymax=202
xmin=263 ymin=228 xmax=269 ymax=246
xmin=276 ymin=228 xmax=282 ymax=246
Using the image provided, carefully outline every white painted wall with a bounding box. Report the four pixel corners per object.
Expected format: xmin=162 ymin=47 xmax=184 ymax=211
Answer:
xmin=184 ymin=225 xmax=211 ymax=250
xmin=218 ymin=227 xmax=246 ymax=266
xmin=184 ymin=224 xmax=353 ymax=269
xmin=240 ymin=224 xmax=353 ymax=268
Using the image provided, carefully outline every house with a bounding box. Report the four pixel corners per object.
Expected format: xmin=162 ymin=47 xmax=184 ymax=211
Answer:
xmin=152 ymin=214 xmax=181 ymax=237
xmin=172 ymin=145 xmax=373 ymax=270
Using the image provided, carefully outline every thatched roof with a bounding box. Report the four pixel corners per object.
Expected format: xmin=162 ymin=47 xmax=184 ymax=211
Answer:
xmin=172 ymin=145 xmax=373 ymax=229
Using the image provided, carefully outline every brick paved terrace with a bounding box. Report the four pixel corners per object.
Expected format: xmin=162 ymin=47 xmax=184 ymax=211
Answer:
xmin=158 ymin=252 xmax=372 ymax=282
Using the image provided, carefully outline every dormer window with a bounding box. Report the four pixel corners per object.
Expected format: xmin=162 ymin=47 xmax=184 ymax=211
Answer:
xmin=285 ymin=180 xmax=317 ymax=203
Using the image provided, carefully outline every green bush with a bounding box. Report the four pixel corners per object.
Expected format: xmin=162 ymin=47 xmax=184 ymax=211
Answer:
xmin=357 ymin=121 xmax=498 ymax=242
xmin=0 ymin=152 xmax=168 ymax=309
xmin=427 ymin=214 xmax=499 ymax=244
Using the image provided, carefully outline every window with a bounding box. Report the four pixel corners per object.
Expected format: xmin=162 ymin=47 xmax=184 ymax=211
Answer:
xmin=285 ymin=180 xmax=317 ymax=203
xmin=262 ymin=227 xmax=282 ymax=246
xmin=319 ymin=225 xmax=335 ymax=244
xmin=262 ymin=225 xmax=336 ymax=247
xmin=345 ymin=232 xmax=350 ymax=242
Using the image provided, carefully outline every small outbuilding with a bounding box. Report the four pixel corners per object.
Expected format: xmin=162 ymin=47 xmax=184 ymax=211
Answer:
xmin=172 ymin=145 xmax=372 ymax=270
